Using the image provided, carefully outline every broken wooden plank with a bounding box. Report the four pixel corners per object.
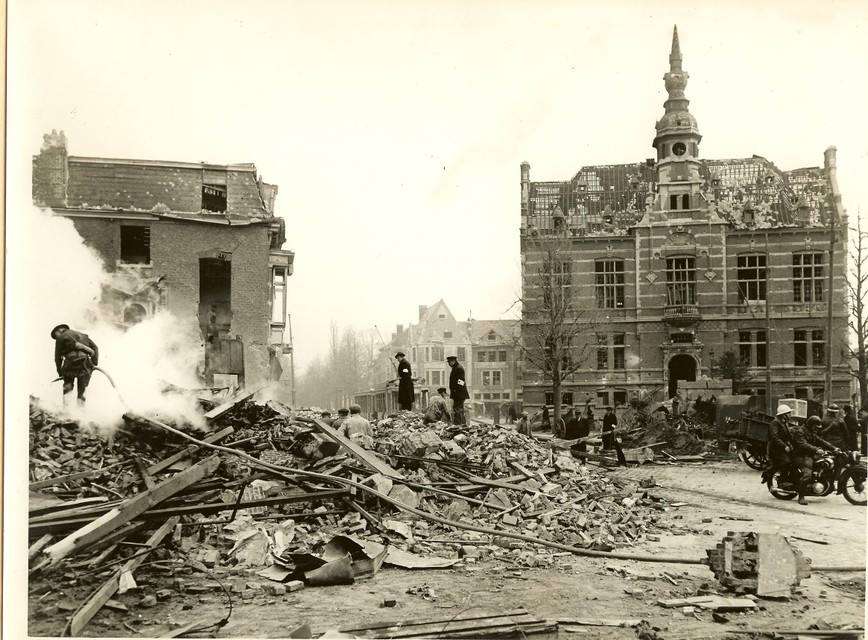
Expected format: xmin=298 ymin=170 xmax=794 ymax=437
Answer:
xmin=29 ymin=460 xmax=127 ymax=491
xmin=69 ymin=517 xmax=180 ymax=636
xmin=203 ymin=388 xmax=258 ymax=424
xmin=340 ymin=609 xmax=541 ymax=634
xmin=134 ymin=457 xmax=156 ymax=490
xmin=28 ymin=534 xmax=53 ymax=560
xmin=30 ymin=489 xmax=350 ymax=534
xmin=158 ymin=618 xmax=235 ymax=638
xmin=557 ymin=618 xmax=643 ymax=628
xmin=307 ymin=417 xmax=403 ymax=479
xmin=657 ymin=596 xmax=756 ymax=610
xmin=42 ymin=456 xmax=220 ymax=565
xmin=146 ymin=426 xmax=234 ymax=476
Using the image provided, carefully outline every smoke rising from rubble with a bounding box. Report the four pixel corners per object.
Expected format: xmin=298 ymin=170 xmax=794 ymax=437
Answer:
xmin=17 ymin=207 xmax=207 ymax=432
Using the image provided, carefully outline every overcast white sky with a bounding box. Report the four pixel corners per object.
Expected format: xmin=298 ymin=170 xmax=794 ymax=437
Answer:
xmin=8 ymin=0 xmax=868 ymax=374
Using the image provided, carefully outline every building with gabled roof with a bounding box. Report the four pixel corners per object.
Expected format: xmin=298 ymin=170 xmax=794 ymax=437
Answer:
xmin=520 ymin=27 xmax=849 ymax=414
xmin=32 ymin=131 xmax=295 ymax=393
xmin=357 ymin=301 xmax=523 ymax=420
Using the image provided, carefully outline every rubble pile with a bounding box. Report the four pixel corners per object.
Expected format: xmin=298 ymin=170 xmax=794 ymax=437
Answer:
xmin=621 ymin=413 xmax=710 ymax=455
xmin=28 ymin=399 xmax=672 ymax=636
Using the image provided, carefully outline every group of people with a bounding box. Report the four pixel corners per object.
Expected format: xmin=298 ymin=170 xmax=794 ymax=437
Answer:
xmin=768 ymin=403 xmax=861 ymax=505
xmin=396 ymin=351 xmax=470 ymax=426
xmin=319 ymin=404 xmax=373 ymax=438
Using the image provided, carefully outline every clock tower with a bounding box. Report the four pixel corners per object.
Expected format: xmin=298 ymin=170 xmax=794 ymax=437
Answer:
xmin=653 ymin=26 xmax=703 ymax=215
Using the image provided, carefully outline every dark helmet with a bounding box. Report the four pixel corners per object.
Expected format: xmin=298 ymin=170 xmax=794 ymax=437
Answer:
xmin=50 ymin=323 xmax=70 ymax=338
xmin=806 ymin=415 xmax=822 ymax=430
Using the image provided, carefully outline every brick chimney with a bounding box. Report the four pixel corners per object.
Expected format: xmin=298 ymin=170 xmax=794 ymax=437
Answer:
xmin=418 ymin=305 xmax=428 ymax=320
xmin=32 ymin=130 xmax=69 ymax=207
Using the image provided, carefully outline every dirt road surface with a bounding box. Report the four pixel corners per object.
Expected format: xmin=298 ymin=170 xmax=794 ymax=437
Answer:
xmin=29 ymin=459 xmax=866 ymax=638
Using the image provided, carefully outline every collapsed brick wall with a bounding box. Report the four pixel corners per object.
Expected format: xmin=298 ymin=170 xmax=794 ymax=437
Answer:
xmin=65 ymin=216 xmax=276 ymax=383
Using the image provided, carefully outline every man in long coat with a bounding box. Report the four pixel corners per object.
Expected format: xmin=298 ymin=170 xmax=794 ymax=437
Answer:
xmin=446 ymin=355 xmax=469 ymax=426
xmin=395 ymin=352 xmax=414 ymax=411
xmin=52 ymin=323 xmax=99 ymax=405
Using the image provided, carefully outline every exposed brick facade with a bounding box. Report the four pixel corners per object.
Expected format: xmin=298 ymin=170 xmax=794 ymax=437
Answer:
xmin=520 ymin=29 xmax=850 ymax=414
xmin=33 ymin=134 xmax=294 ymax=389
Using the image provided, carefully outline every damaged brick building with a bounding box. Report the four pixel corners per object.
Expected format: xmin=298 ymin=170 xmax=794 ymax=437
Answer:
xmin=519 ymin=28 xmax=849 ymax=413
xmin=32 ymin=131 xmax=295 ymax=391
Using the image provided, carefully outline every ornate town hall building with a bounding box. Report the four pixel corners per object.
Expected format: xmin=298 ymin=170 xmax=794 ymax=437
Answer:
xmin=519 ymin=27 xmax=849 ymax=411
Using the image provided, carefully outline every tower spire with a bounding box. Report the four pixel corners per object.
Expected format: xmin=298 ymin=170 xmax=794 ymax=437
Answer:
xmin=669 ymin=25 xmax=682 ymax=73
xmin=653 ymin=25 xmax=700 ymax=156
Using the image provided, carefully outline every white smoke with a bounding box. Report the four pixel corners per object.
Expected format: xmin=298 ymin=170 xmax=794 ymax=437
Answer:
xmin=14 ymin=207 xmax=208 ymax=432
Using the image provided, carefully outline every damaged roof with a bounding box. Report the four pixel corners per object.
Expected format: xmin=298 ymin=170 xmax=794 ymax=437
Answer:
xmin=527 ymin=155 xmax=833 ymax=230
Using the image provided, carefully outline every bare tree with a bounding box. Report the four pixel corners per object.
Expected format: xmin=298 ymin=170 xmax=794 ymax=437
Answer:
xmin=518 ymin=233 xmax=604 ymax=433
xmin=844 ymin=217 xmax=868 ymax=408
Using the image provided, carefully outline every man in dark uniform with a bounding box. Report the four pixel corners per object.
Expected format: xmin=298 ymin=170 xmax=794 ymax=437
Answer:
xmin=791 ymin=415 xmax=839 ymax=505
xmin=842 ymin=404 xmax=859 ymax=452
xmin=602 ymin=406 xmax=618 ymax=450
xmin=820 ymin=404 xmax=849 ymax=451
xmin=395 ymin=352 xmax=414 ymax=411
xmin=768 ymin=404 xmax=795 ymax=475
xmin=52 ymin=323 xmax=99 ymax=405
xmin=446 ymin=355 xmax=469 ymax=426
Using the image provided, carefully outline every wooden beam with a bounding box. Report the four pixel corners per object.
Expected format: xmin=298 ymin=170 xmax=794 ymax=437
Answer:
xmin=146 ymin=426 xmax=234 ymax=476
xmin=28 ymin=534 xmax=53 ymax=560
xmin=43 ymin=457 xmax=220 ymax=565
xmin=203 ymin=388 xmax=259 ymax=424
xmin=307 ymin=417 xmax=403 ymax=479
xmin=29 ymin=460 xmax=127 ymax=491
xmin=29 ymin=490 xmax=349 ymax=535
xmin=69 ymin=517 xmax=179 ymax=637
xmin=134 ymin=457 xmax=156 ymax=490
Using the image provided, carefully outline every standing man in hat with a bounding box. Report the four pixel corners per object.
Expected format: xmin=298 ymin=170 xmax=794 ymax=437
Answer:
xmin=395 ymin=352 xmax=414 ymax=411
xmin=820 ymin=404 xmax=849 ymax=451
xmin=602 ymin=406 xmax=618 ymax=450
xmin=446 ymin=355 xmax=469 ymax=425
xmin=51 ymin=324 xmax=99 ymax=405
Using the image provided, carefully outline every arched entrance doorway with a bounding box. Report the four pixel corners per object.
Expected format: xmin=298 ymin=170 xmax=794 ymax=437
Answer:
xmin=668 ymin=354 xmax=696 ymax=398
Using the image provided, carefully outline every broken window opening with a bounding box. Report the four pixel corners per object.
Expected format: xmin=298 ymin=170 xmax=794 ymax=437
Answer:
xmin=199 ymin=258 xmax=231 ymax=337
xmin=202 ymin=184 xmax=227 ymax=213
xmin=272 ymin=266 xmax=287 ymax=324
xmin=123 ymin=303 xmax=147 ymax=325
xmin=120 ymin=226 xmax=151 ymax=264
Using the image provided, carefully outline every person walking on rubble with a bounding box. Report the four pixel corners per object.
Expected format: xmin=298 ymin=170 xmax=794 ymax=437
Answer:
xmin=52 ymin=323 xmax=99 ymax=405
xmin=446 ymin=355 xmax=469 ymax=426
xmin=516 ymin=411 xmax=531 ymax=436
xmin=338 ymin=404 xmax=374 ymax=438
xmin=423 ymin=387 xmax=452 ymax=424
xmin=395 ymin=352 xmax=415 ymax=411
xmin=332 ymin=407 xmax=350 ymax=432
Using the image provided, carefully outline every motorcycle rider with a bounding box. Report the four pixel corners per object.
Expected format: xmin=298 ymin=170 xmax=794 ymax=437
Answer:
xmin=790 ymin=415 xmax=840 ymax=505
xmin=768 ymin=404 xmax=795 ymax=474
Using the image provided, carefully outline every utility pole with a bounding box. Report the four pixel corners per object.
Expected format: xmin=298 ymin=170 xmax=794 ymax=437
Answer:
xmin=764 ymin=232 xmax=772 ymax=414
xmin=825 ymin=202 xmax=836 ymax=406
xmin=288 ymin=314 xmax=297 ymax=407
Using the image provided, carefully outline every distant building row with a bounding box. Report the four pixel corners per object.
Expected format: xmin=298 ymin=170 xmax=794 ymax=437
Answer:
xmin=353 ymin=300 xmax=522 ymax=418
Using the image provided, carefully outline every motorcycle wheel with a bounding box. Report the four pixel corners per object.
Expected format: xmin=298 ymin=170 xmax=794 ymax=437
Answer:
xmin=766 ymin=470 xmax=797 ymax=501
xmin=842 ymin=468 xmax=867 ymax=506
xmin=741 ymin=447 xmax=771 ymax=470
